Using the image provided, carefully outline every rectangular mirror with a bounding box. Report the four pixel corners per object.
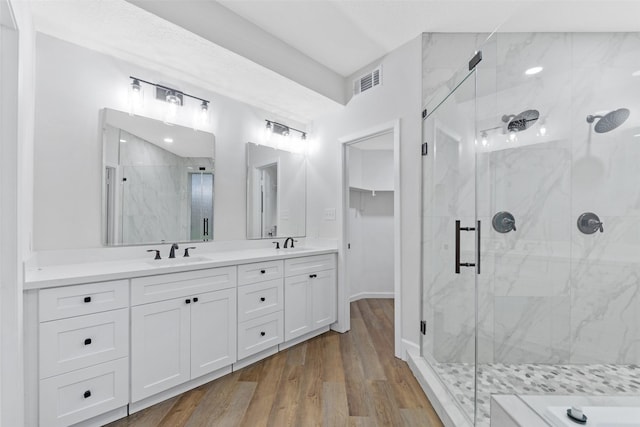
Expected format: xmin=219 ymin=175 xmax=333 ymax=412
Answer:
xmin=102 ymin=108 xmax=215 ymax=245
xmin=246 ymin=142 xmax=306 ymax=239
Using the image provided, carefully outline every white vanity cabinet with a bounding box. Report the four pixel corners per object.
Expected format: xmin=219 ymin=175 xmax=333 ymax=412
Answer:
xmin=236 ymin=261 xmax=284 ymax=360
xmin=130 ymin=267 xmax=237 ymax=402
xmin=37 ymin=280 xmax=130 ymax=427
xmin=284 ymin=254 xmax=337 ymax=341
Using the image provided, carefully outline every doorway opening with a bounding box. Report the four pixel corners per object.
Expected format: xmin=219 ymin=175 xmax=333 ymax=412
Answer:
xmin=340 ymin=120 xmax=401 ymax=358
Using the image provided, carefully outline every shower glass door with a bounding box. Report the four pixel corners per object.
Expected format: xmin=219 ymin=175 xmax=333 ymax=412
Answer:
xmin=421 ymin=69 xmax=478 ymax=423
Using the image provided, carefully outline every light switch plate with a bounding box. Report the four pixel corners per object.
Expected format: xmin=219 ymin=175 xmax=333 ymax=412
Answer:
xmin=324 ymin=208 xmax=336 ymax=221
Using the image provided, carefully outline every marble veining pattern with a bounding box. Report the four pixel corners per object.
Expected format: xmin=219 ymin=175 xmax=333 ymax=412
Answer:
xmin=433 ymin=362 xmax=640 ymax=427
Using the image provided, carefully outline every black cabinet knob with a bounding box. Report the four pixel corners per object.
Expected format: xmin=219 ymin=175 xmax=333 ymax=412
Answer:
xmin=260 ymin=331 xmax=266 ymax=337
xmin=193 ymin=297 xmax=199 ymax=303
xmin=185 ymin=299 xmax=191 ymax=304
xmin=260 ymin=297 xmax=266 ymax=302
xmin=83 ymin=390 xmax=91 ymax=399
xmin=84 ymin=338 xmax=92 ymax=346
xmin=260 ymin=269 xmax=266 ymax=274
xmin=309 ymin=274 xmax=317 ymax=278
xmin=83 ymin=296 xmax=91 ymax=303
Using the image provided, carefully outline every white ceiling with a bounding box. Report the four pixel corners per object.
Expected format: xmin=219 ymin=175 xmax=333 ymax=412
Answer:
xmin=28 ymin=1 xmax=640 ymax=123
xmin=220 ymin=0 xmax=640 ymax=77
xmin=104 ymin=108 xmax=214 ymax=159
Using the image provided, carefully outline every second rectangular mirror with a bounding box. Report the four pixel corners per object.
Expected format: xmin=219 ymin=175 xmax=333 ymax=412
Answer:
xmin=246 ymin=142 xmax=306 ymax=239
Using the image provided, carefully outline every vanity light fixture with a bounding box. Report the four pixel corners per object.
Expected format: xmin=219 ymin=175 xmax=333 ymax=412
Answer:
xmin=264 ymin=120 xmax=307 ymax=140
xmin=128 ymin=76 xmax=211 ymax=125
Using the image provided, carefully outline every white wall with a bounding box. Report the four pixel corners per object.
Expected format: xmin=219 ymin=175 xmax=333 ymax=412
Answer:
xmin=310 ymin=35 xmax=422 ymax=352
xmin=2 ymin=1 xmax=35 ymax=425
xmin=33 ymin=34 xmax=304 ymax=250
xmin=348 ymin=190 xmax=394 ymax=299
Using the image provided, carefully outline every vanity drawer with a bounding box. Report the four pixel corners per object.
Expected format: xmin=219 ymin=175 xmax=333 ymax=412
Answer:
xmin=238 ymin=260 xmax=283 ymax=286
xmin=131 ymin=266 xmax=236 ymax=305
xmin=39 ymin=309 xmax=129 ymax=379
xmin=39 ymin=280 xmax=129 ymax=321
xmin=237 ymin=311 xmax=283 ymax=360
xmin=39 ymin=357 xmax=128 ymax=427
xmin=284 ymin=254 xmax=336 ymax=277
xmin=237 ymin=279 xmax=283 ymax=322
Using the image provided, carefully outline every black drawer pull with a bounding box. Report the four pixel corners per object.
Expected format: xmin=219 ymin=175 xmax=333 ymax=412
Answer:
xmin=260 ymin=297 xmax=266 ymax=302
xmin=185 ymin=299 xmax=191 ymax=304
xmin=83 ymin=296 xmax=91 ymax=303
xmin=84 ymin=338 xmax=92 ymax=346
xmin=83 ymin=390 xmax=91 ymax=399
xmin=309 ymin=274 xmax=317 ymax=278
xmin=193 ymin=297 xmax=199 ymax=302
xmin=260 ymin=331 xmax=266 ymax=337
xmin=260 ymin=269 xmax=266 ymax=274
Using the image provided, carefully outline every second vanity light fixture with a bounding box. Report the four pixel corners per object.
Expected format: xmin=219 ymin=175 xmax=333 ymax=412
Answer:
xmin=265 ymin=120 xmax=307 ymax=141
xmin=129 ymin=76 xmax=210 ymax=126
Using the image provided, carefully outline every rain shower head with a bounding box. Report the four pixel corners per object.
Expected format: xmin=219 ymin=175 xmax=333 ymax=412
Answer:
xmin=502 ymin=109 xmax=540 ymax=132
xmin=586 ymin=108 xmax=630 ymax=133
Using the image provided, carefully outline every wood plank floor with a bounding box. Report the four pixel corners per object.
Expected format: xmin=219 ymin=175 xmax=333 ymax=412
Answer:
xmin=107 ymin=299 xmax=443 ymax=427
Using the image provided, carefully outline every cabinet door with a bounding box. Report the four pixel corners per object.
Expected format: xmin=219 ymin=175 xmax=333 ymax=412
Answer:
xmin=284 ymin=274 xmax=312 ymax=341
xmin=190 ymin=289 xmax=237 ymax=378
xmin=131 ymin=299 xmax=190 ymax=402
xmin=312 ymin=269 xmax=336 ymax=328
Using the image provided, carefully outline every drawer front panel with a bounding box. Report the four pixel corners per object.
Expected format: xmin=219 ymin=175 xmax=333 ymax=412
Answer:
xmin=39 ymin=358 xmax=128 ymax=427
xmin=40 ymin=309 xmax=129 ymax=379
xmin=237 ymin=279 xmax=283 ymax=322
xmin=238 ymin=260 xmax=283 ymax=286
xmin=131 ymin=266 xmax=236 ymax=305
xmin=284 ymin=254 xmax=336 ymax=277
xmin=237 ymin=311 xmax=283 ymax=360
xmin=39 ymin=280 xmax=129 ymax=321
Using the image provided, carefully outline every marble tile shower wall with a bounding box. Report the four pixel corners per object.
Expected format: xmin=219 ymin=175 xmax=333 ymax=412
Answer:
xmin=119 ymin=130 xmax=213 ymax=244
xmin=422 ymin=32 xmax=640 ymax=366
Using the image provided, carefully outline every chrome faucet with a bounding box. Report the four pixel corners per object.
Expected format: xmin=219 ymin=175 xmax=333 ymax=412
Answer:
xmin=169 ymin=243 xmax=179 ymax=258
xmin=283 ymin=237 xmax=296 ymax=249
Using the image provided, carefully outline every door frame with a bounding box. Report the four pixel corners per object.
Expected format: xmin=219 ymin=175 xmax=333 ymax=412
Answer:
xmin=338 ymin=119 xmax=402 ymax=358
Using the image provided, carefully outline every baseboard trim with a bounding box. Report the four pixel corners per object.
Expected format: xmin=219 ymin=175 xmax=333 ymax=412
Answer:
xmin=279 ymin=326 xmax=331 ymax=351
xmin=349 ymin=292 xmax=394 ymax=302
xmin=406 ymin=352 xmax=472 ymax=427
xmin=129 ymin=366 xmax=232 ymax=414
xmin=75 ymin=407 xmax=128 ymax=427
xmin=233 ymin=346 xmax=279 ymax=371
xmin=401 ymin=338 xmax=419 ymax=362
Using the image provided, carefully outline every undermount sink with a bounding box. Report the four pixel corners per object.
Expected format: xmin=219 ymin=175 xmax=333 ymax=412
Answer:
xmin=277 ymin=247 xmax=307 ymax=253
xmin=145 ymin=256 xmax=210 ymax=266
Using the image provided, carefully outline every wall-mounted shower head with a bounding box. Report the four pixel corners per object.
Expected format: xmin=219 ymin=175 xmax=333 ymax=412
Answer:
xmin=586 ymin=108 xmax=630 ymax=133
xmin=502 ymin=109 xmax=540 ymax=132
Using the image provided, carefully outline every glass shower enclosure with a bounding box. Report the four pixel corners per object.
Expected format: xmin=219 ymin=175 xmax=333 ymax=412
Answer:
xmin=420 ymin=32 xmax=640 ymax=426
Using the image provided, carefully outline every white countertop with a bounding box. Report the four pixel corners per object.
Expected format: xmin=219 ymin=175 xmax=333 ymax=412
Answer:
xmin=25 ymin=247 xmax=337 ymax=289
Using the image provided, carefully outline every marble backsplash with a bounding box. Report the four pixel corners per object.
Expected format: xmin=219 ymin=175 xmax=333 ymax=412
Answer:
xmin=421 ymin=32 xmax=640 ymax=365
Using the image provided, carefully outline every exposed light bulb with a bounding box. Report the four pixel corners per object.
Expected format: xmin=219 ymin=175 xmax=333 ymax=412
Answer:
xmin=164 ymin=92 xmax=180 ymax=123
xmin=128 ymin=79 xmax=143 ymax=116
xmin=481 ymin=131 xmax=488 ymax=147
xmin=525 ymin=66 xmax=543 ymax=75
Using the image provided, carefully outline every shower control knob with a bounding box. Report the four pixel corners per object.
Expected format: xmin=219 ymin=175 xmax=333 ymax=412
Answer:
xmin=492 ymin=211 xmax=516 ymax=233
xmin=577 ymin=212 xmax=603 ymax=234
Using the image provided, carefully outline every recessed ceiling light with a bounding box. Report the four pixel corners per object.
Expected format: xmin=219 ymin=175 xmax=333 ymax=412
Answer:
xmin=634 ymin=133 xmax=640 ymax=137
xmin=525 ymin=66 xmax=543 ymax=76
xmin=164 ymin=137 xmax=173 ymax=143
xmin=119 ymin=139 xmax=127 ymax=143
xmin=632 ymin=70 xmax=640 ymax=77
